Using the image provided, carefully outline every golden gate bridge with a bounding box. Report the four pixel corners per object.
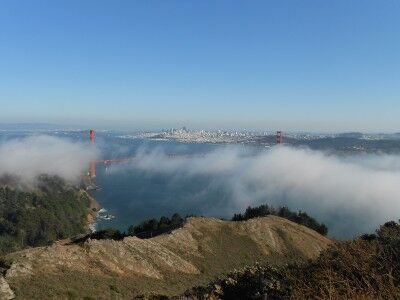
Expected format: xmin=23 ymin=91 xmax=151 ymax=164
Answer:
xmin=88 ymin=129 xmax=284 ymax=179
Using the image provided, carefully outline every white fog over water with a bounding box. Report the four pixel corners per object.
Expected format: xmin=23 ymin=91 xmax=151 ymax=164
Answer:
xmin=1 ymin=133 xmax=400 ymax=239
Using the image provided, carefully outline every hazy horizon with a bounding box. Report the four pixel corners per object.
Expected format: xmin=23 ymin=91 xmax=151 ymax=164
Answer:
xmin=1 ymin=121 xmax=400 ymax=134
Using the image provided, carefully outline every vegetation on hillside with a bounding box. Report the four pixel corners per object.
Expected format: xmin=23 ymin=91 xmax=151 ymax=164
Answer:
xmin=127 ymin=213 xmax=184 ymax=238
xmin=183 ymin=220 xmax=400 ymax=299
xmin=0 ymin=175 xmax=91 ymax=255
xmin=88 ymin=203 xmax=327 ymax=243
xmin=232 ymin=203 xmax=328 ymax=235
xmin=82 ymin=213 xmax=186 ymax=242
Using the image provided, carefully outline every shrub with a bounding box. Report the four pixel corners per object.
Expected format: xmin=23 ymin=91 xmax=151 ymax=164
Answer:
xmin=232 ymin=203 xmax=328 ymax=235
xmin=127 ymin=213 xmax=185 ymax=239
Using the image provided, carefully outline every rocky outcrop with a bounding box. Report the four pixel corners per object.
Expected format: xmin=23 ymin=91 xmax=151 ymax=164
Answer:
xmin=0 ymin=276 xmax=14 ymax=299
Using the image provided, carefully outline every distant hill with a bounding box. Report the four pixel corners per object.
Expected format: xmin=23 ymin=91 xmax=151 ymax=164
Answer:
xmin=336 ymin=132 xmax=364 ymax=138
xmin=1 ymin=216 xmax=331 ymax=299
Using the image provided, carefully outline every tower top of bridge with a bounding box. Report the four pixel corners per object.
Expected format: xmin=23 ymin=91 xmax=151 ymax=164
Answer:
xmin=90 ymin=129 xmax=95 ymax=144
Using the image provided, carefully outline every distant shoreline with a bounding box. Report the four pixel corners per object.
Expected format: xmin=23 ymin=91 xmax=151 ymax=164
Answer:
xmin=85 ymin=191 xmax=101 ymax=233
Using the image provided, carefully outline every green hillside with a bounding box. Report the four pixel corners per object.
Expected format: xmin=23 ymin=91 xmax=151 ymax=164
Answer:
xmin=0 ymin=176 xmax=91 ymax=255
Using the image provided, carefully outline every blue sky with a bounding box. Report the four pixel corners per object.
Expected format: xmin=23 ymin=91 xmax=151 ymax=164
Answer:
xmin=0 ymin=1 xmax=399 ymax=131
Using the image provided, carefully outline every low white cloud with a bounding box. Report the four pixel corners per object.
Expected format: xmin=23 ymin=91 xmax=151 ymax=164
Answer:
xmin=119 ymin=146 xmax=400 ymax=238
xmin=0 ymin=135 xmax=97 ymax=183
xmin=3 ymin=134 xmax=399 ymax=238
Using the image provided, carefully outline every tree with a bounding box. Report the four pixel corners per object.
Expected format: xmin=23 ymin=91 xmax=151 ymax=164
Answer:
xmin=158 ymin=216 xmax=171 ymax=230
xmin=171 ymin=213 xmax=183 ymax=226
xmin=231 ymin=203 xmax=328 ymax=236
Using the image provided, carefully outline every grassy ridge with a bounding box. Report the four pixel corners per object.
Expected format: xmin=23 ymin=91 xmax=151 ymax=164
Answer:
xmin=86 ymin=203 xmax=327 ymax=244
xmin=4 ymin=216 xmax=330 ymax=299
xmin=183 ymin=221 xmax=400 ymax=299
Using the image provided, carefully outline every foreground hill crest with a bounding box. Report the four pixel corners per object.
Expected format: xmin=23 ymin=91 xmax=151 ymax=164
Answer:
xmin=3 ymin=216 xmax=330 ymax=298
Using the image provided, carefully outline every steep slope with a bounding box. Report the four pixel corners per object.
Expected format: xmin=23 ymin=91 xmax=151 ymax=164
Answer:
xmin=2 ymin=216 xmax=331 ymax=299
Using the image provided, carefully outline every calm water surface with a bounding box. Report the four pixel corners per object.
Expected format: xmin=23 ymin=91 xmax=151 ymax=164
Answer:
xmin=92 ymin=137 xmax=250 ymax=231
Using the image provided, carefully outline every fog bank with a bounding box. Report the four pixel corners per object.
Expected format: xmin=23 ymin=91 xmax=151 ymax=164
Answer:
xmin=0 ymin=135 xmax=97 ymax=183
xmin=122 ymin=146 xmax=400 ymax=238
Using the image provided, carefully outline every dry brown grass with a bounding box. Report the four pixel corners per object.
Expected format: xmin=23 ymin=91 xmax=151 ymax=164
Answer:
xmin=289 ymin=238 xmax=400 ymax=300
xmin=182 ymin=221 xmax=400 ymax=300
xmin=2 ymin=216 xmax=330 ymax=298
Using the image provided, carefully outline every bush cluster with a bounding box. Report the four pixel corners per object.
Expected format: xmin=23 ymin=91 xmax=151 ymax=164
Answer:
xmin=127 ymin=213 xmax=184 ymax=238
xmin=232 ymin=204 xmax=328 ymax=235
xmin=84 ymin=213 xmax=186 ymax=242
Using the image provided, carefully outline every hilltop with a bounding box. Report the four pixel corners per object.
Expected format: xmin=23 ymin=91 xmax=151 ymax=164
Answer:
xmin=1 ymin=216 xmax=330 ymax=299
xmin=184 ymin=221 xmax=400 ymax=299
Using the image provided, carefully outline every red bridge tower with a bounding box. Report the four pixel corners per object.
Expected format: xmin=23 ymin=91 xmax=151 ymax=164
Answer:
xmin=89 ymin=129 xmax=96 ymax=178
xmin=276 ymin=131 xmax=283 ymax=144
